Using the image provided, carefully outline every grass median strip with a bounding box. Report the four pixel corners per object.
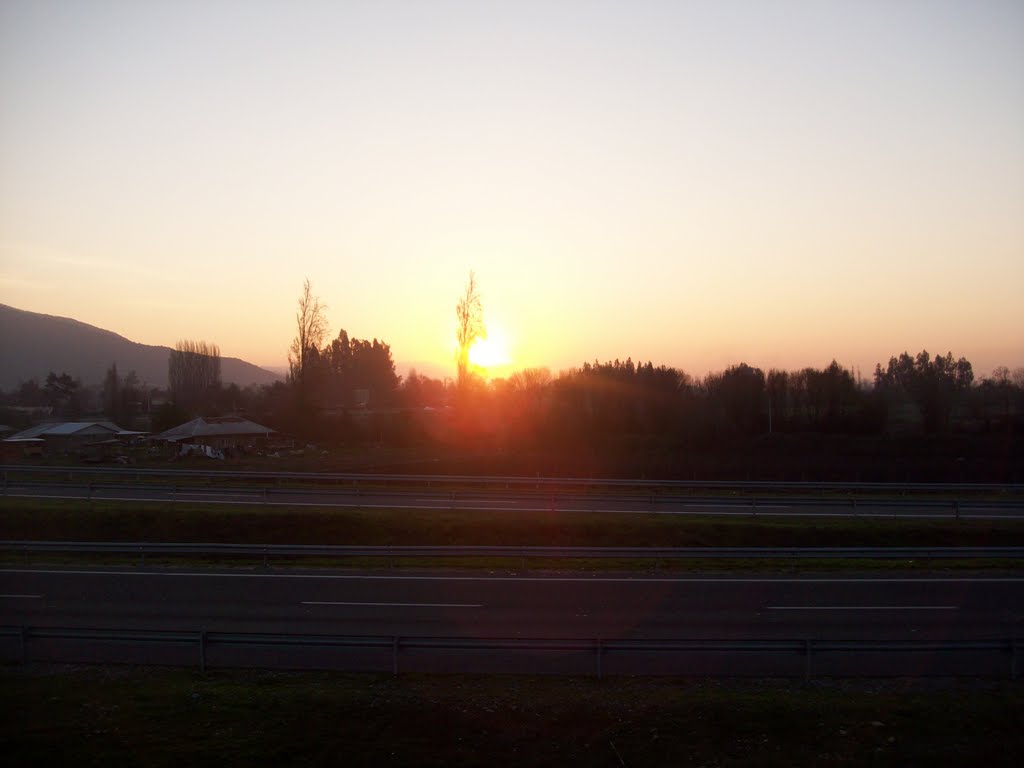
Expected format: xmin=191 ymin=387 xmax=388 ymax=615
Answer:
xmin=2 ymin=498 xmax=1023 ymax=572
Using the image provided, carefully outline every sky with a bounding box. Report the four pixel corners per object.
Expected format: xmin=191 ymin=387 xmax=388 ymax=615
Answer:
xmin=1 ymin=0 xmax=1022 ymax=382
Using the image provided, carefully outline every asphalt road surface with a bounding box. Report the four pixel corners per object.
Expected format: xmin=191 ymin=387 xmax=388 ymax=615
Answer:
xmin=5 ymin=481 xmax=1022 ymax=518
xmin=2 ymin=566 xmax=1022 ymax=675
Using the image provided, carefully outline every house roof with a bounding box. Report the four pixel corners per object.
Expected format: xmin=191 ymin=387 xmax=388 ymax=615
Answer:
xmin=7 ymin=421 xmax=143 ymax=440
xmin=6 ymin=423 xmax=55 ymax=440
xmin=156 ymin=416 xmax=274 ymax=442
xmin=39 ymin=421 xmax=117 ymax=436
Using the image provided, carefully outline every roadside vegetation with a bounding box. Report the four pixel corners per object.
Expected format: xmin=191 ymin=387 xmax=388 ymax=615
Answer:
xmin=2 ymin=498 xmax=1022 ymax=572
xmin=3 ymin=665 xmax=1022 ymax=767
xmin=4 ymin=498 xmax=1023 ymax=548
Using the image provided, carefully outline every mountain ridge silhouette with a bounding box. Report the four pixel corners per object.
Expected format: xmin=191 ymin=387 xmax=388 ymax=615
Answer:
xmin=0 ymin=304 xmax=281 ymax=390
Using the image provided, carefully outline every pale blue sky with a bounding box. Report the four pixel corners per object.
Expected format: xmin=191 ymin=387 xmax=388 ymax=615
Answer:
xmin=1 ymin=0 xmax=1021 ymax=378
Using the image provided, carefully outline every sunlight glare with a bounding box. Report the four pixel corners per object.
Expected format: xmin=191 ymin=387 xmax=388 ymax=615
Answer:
xmin=468 ymin=327 xmax=511 ymax=371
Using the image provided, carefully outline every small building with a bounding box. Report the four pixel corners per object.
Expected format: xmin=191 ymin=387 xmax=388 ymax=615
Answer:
xmin=155 ymin=416 xmax=274 ymax=452
xmin=0 ymin=438 xmax=44 ymax=460
xmin=3 ymin=420 xmax=144 ymax=459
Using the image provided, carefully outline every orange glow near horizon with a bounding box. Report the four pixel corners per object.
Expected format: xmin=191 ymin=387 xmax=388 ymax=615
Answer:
xmin=1 ymin=4 xmax=1022 ymax=382
xmin=468 ymin=326 xmax=512 ymax=376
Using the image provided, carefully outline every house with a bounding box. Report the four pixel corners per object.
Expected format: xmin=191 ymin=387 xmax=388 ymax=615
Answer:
xmin=3 ymin=420 xmax=145 ymax=459
xmin=155 ymin=416 xmax=274 ymax=452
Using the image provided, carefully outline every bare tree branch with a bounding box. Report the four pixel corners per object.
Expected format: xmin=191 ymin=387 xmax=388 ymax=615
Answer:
xmin=289 ymin=278 xmax=329 ymax=390
xmin=455 ymin=270 xmax=484 ymax=387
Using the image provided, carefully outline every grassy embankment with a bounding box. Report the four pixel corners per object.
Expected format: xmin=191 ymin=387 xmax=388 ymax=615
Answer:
xmin=1 ymin=497 xmax=1022 ymax=571
xmin=2 ymin=665 xmax=1022 ymax=767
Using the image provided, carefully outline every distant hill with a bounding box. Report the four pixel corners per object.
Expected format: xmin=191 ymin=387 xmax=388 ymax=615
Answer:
xmin=0 ymin=304 xmax=281 ymax=390
xmin=397 ymin=360 xmax=453 ymax=381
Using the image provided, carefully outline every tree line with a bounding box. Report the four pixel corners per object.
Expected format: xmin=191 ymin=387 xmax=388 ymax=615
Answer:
xmin=2 ymin=274 xmax=1021 ymax=453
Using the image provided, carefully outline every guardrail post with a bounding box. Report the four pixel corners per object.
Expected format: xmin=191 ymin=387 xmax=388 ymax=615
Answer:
xmin=392 ymin=636 xmax=400 ymax=676
xmin=752 ymin=497 xmax=757 ymax=516
xmin=199 ymin=630 xmax=207 ymax=673
xmin=263 ymin=547 xmax=269 ymax=569
xmin=954 ymin=500 xmax=961 ymax=521
xmin=803 ymin=639 xmax=812 ymax=683
xmin=139 ymin=545 xmax=145 ymax=567
xmin=596 ymin=639 xmax=603 ymax=679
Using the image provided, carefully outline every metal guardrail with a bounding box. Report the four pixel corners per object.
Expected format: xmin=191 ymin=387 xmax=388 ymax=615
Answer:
xmin=3 ymin=540 xmax=1023 ymax=562
xmin=0 ymin=625 xmax=1018 ymax=679
xmin=3 ymin=464 xmax=1022 ymax=495
xmin=8 ymin=478 xmax=1024 ymax=508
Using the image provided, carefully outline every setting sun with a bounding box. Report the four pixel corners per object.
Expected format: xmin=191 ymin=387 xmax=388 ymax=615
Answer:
xmin=468 ymin=327 xmax=511 ymax=372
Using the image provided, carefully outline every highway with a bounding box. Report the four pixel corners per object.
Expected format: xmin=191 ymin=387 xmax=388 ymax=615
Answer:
xmin=2 ymin=566 xmax=1022 ymax=675
xmin=5 ymin=480 xmax=1023 ymax=518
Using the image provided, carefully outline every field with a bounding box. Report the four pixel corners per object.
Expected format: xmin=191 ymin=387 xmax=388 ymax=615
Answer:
xmin=3 ymin=665 xmax=1022 ymax=767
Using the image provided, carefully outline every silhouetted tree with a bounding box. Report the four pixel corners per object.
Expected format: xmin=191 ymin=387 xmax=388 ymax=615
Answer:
xmin=168 ymin=340 xmax=221 ymax=415
xmin=455 ymin=271 xmax=484 ymax=389
xmin=318 ymin=330 xmax=400 ymax=407
xmin=874 ymin=350 xmax=973 ymax=433
xmin=706 ymin=363 xmax=766 ymax=436
xmin=102 ymin=364 xmax=143 ymax=426
xmin=288 ymin=278 xmax=329 ymax=397
xmin=17 ymin=378 xmax=45 ymax=407
xmin=44 ymin=371 xmax=81 ymax=417
xmin=399 ymin=369 xmax=448 ymax=409
xmin=766 ymin=369 xmax=790 ymax=431
xmin=102 ymin=363 xmax=120 ymax=422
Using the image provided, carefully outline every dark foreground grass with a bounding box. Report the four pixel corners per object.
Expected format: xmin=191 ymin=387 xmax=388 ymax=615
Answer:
xmin=3 ymin=498 xmax=1023 ymax=549
xmin=2 ymin=665 xmax=1021 ymax=767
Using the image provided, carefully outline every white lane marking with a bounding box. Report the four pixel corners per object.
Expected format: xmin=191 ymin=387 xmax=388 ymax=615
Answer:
xmin=3 ymin=568 xmax=1023 ymax=584
xmin=0 ymin=593 xmax=43 ymax=599
xmin=682 ymin=503 xmax=788 ymax=509
xmin=414 ymin=499 xmax=517 ymax=507
xmin=302 ymin=601 xmax=481 ymax=608
xmin=767 ymin=605 xmax=958 ymax=611
xmin=174 ymin=495 xmax=260 ymax=501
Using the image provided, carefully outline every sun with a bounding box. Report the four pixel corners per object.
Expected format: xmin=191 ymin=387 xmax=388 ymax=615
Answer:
xmin=468 ymin=327 xmax=511 ymax=372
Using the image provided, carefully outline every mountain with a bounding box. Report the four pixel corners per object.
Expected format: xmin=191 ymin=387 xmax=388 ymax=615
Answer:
xmin=0 ymin=304 xmax=281 ymax=390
